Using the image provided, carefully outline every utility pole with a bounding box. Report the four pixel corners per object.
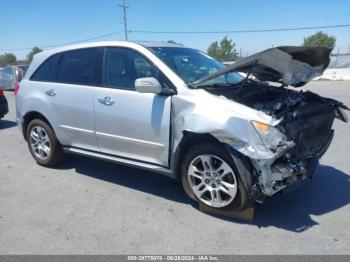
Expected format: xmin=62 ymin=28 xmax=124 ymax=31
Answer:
xmin=119 ymin=0 xmax=129 ymax=40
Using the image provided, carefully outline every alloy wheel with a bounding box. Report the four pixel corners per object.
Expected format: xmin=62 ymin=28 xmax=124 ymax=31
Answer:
xmin=29 ymin=126 xmax=51 ymax=160
xmin=187 ymin=154 xmax=237 ymax=208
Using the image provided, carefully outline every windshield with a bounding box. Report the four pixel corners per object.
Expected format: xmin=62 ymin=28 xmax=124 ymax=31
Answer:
xmin=149 ymin=47 xmax=243 ymax=88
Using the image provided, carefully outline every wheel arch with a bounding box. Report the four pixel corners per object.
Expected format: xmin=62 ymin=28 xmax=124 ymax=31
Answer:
xmin=172 ymin=131 xmax=224 ymax=179
xmin=22 ymin=111 xmax=54 ymax=140
xmin=172 ymin=131 xmax=256 ymax=200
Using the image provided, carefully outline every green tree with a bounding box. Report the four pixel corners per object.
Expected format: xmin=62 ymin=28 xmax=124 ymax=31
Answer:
xmin=207 ymin=41 xmax=220 ymax=60
xmin=303 ymin=31 xmax=336 ymax=49
xmin=207 ymin=36 xmax=238 ymax=61
xmin=27 ymin=47 xmax=43 ymax=62
xmin=0 ymin=53 xmax=17 ymax=66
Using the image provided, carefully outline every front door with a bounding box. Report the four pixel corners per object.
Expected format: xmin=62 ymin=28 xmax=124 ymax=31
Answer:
xmin=94 ymin=47 xmax=172 ymax=166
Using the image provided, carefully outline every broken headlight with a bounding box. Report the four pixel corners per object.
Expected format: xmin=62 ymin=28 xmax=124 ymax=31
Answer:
xmin=251 ymin=120 xmax=287 ymax=152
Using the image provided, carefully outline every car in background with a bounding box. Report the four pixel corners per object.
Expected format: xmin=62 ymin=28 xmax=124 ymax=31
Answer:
xmin=16 ymin=64 xmax=29 ymax=79
xmin=0 ymin=70 xmax=14 ymax=90
xmin=0 ymin=64 xmax=28 ymax=90
xmin=0 ymin=88 xmax=9 ymax=119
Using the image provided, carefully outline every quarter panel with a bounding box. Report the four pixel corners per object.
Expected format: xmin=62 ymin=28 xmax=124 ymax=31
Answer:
xmin=16 ymin=80 xmax=62 ymax=140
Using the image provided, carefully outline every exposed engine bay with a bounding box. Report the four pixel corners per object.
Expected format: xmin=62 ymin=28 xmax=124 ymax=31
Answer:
xmin=204 ymin=81 xmax=349 ymax=199
xmin=205 ymin=81 xmax=348 ymax=159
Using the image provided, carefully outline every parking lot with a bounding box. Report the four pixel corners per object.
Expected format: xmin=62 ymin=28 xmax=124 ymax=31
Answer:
xmin=0 ymin=80 xmax=349 ymax=254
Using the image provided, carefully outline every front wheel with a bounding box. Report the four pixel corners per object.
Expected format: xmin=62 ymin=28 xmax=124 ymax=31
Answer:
xmin=181 ymin=143 xmax=250 ymax=211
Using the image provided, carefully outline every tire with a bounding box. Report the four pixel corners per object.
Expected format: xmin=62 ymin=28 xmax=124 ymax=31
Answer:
xmin=181 ymin=142 xmax=250 ymax=211
xmin=26 ymin=119 xmax=64 ymax=167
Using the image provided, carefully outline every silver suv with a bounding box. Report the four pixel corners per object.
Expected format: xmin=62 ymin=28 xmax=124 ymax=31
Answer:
xmin=16 ymin=41 xmax=348 ymax=211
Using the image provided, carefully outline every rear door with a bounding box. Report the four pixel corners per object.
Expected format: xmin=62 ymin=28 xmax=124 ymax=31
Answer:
xmin=38 ymin=48 xmax=101 ymax=151
xmin=94 ymin=47 xmax=172 ymax=166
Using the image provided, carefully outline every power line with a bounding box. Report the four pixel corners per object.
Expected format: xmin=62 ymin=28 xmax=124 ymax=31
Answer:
xmin=129 ymin=23 xmax=350 ymax=34
xmin=118 ymin=0 xmax=129 ymax=40
xmin=1 ymin=23 xmax=349 ymax=52
xmin=41 ymin=32 xmax=120 ymax=48
xmin=0 ymin=32 xmax=120 ymax=51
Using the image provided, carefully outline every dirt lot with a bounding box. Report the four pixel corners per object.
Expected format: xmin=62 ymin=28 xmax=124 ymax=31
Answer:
xmin=0 ymin=80 xmax=349 ymax=254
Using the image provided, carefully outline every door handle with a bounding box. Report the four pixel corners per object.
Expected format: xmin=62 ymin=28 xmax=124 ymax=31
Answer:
xmin=98 ymin=96 xmax=115 ymax=106
xmin=45 ymin=89 xmax=56 ymax=97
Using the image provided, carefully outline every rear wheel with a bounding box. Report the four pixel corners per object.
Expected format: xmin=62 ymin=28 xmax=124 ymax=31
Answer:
xmin=26 ymin=119 xmax=64 ymax=167
xmin=181 ymin=143 xmax=250 ymax=211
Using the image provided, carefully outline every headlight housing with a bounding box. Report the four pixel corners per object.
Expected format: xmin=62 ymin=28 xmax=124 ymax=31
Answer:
xmin=251 ymin=120 xmax=287 ymax=152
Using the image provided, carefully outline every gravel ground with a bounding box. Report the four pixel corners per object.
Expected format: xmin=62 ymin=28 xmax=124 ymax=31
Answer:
xmin=0 ymin=80 xmax=349 ymax=254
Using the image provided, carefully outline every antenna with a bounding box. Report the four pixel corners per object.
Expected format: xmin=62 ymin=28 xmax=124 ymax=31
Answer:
xmin=118 ymin=0 xmax=129 ymax=40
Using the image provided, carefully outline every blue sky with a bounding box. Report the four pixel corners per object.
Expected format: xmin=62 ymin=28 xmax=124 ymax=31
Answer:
xmin=1 ymin=0 xmax=350 ymax=59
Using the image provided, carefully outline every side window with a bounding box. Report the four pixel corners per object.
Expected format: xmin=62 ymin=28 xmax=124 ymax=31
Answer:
xmin=104 ymin=48 xmax=172 ymax=91
xmin=134 ymin=56 xmax=159 ymax=79
xmin=57 ymin=48 xmax=100 ymax=86
xmin=31 ymin=54 xmax=60 ymax=82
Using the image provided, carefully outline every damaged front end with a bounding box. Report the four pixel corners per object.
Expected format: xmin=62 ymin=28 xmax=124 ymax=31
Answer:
xmin=251 ymin=95 xmax=343 ymax=198
xmin=205 ymin=82 xmax=349 ymax=199
xmin=187 ymin=46 xmax=349 ymax=200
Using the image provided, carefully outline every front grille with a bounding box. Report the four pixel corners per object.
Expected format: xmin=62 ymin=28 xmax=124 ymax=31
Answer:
xmin=283 ymin=102 xmax=335 ymax=160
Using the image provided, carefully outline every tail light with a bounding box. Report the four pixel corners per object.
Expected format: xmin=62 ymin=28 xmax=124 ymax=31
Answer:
xmin=14 ymin=83 xmax=20 ymax=95
xmin=0 ymin=89 xmax=4 ymax=96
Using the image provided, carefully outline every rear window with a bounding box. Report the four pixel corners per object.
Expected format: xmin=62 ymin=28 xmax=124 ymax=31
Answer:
xmin=31 ymin=54 xmax=60 ymax=82
xmin=56 ymin=48 xmax=100 ymax=86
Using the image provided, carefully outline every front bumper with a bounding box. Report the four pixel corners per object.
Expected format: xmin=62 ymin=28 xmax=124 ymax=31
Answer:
xmin=249 ymin=156 xmax=320 ymax=200
xmin=0 ymin=96 xmax=9 ymax=118
xmin=269 ymin=157 xmax=319 ymax=192
xmin=250 ymin=129 xmax=334 ymax=199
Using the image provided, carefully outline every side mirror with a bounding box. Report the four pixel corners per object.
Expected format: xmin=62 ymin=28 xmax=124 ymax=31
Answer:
xmin=135 ymin=77 xmax=162 ymax=94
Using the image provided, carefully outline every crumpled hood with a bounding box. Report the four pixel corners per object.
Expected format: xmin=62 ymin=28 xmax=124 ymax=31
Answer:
xmin=195 ymin=46 xmax=332 ymax=87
